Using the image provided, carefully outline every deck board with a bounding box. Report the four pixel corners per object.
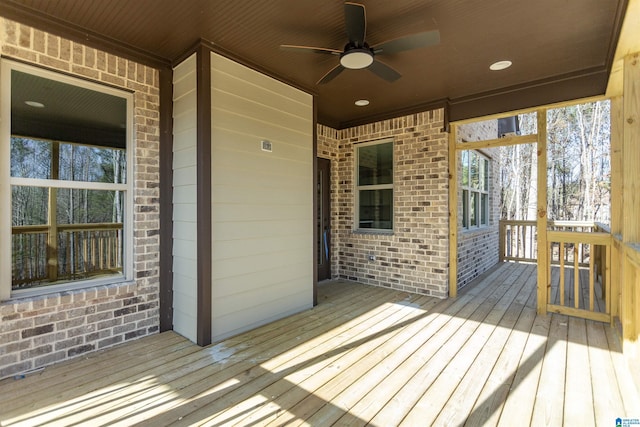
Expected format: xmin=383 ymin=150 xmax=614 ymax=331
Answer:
xmin=530 ymin=313 xmax=568 ymax=427
xmin=0 ymin=262 xmax=637 ymax=427
xmin=564 ymin=317 xmax=595 ymax=426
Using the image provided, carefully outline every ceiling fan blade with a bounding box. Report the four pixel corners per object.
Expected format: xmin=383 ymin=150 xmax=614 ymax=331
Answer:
xmin=373 ymin=30 xmax=440 ymax=55
xmin=368 ymin=59 xmax=401 ymax=82
xmin=280 ymin=45 xmax=342 ymax=55
xmin=317 ymin=64 xmax=345 ymax=85
xmin=344 ymin=2 xmax=366 ymax=46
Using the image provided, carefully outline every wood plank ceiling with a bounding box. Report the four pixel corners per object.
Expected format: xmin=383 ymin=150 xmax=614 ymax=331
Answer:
xmin=0 ymin=0 xmax=629 ymax=128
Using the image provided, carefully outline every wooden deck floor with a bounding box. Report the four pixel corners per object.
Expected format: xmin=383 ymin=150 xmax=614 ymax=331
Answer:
xmin=1 ymin=262 xmax=638 ymax=426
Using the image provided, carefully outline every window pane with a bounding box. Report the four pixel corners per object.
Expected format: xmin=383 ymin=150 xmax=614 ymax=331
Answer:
xmin=481 ymin=193 xmax=488 ymax=225
xmin=358 ymin=142 xmax=393 ymax=186
xmin=359 ymin=189 xmax=393 ymax=229
xmin=12 ymin=231 xmax=48 ymax=290
xmin=11 ymin=70 xmax=127 ymax=149
xmin=12 ymin=187 xmax=124 ymax=291
xmin=58 ymin=144 xmax=126 ymax=184
xmin=10 ymin=138 xmax=52 ymax=179
xmin=483 ymin=159 xmax=489 ymax=191
xmin=470 ymin=151 xmax=480 ymax=189
xmin=57 ymin=189 xmax=124 ymax=224
xmin=12 ymin=185 xmax=48 ymax=225
xmin=479 ymin=157 xmax=484 ymax=192
xmin=462 ymin=189 xmax=469 ymax=228
xmin=470 ymin=191 xmax=478 ymax=226
xmin=55 ymin=223 xmax=124 ymax=287
xmin=461 ymin=151 xmax=469 ymax=187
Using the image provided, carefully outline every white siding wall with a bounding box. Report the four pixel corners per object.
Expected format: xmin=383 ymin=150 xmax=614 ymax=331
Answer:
xmin=210 ymin=53 xmax=313 ymax=341
xmin=172 ymin=54 xmax=198 ymax=342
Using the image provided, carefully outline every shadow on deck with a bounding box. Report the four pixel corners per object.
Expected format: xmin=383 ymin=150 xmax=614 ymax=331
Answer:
xmin=0 ymin=262 xmax=638 ymax=426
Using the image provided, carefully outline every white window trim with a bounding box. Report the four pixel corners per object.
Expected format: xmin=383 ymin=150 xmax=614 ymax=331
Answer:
xmin=355 ymin=138 xmax=394 ymax=232
xmin=461 ymin=150 xmax=490 ymax=231
xmin=0 ymin=59 xmax=134 ymax=301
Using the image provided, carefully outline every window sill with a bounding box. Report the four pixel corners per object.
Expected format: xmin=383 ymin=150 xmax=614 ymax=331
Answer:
xmin=461 ymin=225 xmax=496 ymax=236
xmin=353 ymin=229 xmax=394 ymax=236
xmin=8 ymin=275 xmax=133 ymax=302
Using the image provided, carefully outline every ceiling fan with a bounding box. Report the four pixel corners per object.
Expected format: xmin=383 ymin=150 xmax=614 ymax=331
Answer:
xmin=280 ymin=2 xmax=440 ymax=85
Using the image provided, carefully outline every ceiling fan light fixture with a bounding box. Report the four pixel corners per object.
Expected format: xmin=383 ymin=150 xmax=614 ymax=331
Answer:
xmin=340 ymin=49 xmax=374 ymax=69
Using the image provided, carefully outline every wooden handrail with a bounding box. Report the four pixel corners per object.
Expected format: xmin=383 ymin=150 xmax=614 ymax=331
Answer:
xmin=498 ymin=220 xmax=537 ymax=226
xmin=58 ymin=223 xmax=123 ymax=232
xmin=12 ymin=223 xmax=123 ymax=234
xmin=11 ymin=225 xmax=49 ymax=234
xmin=548 ymin=220 xmax=596 ymax=228
xmin=546 ymin=231 xmax=612 ymax=245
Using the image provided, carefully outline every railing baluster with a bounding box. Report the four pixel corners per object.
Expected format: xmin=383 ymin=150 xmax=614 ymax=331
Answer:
xmin=76 ymin=232 xmax=81 ymax=278
xmin=99 ymin=232 xmax=104 ymax=271
xmin=589 ymin=243 xmax=595 ymax=312
xmin=83 ymin=232 xmax=89 ymax=275
xmin=560 ymin=242 xmax=565 ymax=306
xmin=107 ymin=232 xmax=112 ymax=269
xmin=574 ymin=245 xmax=580 ymax=309
xmin=92 ymin=233 xmax=97 ymax=273
xmin=606 ymin=245 xmax=611 ymax=316
xmin=547 ymin=241 xmax=552 ymax=300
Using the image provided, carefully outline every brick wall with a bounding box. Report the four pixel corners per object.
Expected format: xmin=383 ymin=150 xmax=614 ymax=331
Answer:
xmin=455 ymin=121 xmax=501 ymax=289
xmin=456 ymin=155 xmax=501 ymax=288
xmin=317 ymin=125 xmax=340 ymax=279
xmin=319 ymin=110 xmax=450 ymax=297
xmin=0 ymin=19 xmax=161 ymax=379
xmin=318 ymin=112 xmax=506 ymax=295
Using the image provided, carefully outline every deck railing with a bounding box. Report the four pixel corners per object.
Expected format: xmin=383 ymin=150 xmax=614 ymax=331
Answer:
xmin=499 ymin=219 xmax=611 ymax=322
xmin=546 ymin=224 xmax=611 ymax=322
xmin=499 ymin=220 xmax=600 ymax=263
xmin=12 ymin=223 xmax=123 ymax=289
xmin=499 ymin=220 xmax=538 ymax=263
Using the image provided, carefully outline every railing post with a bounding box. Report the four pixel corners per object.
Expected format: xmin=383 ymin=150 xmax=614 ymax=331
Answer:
xmin=606 ymin=243 xmax=612 ymax=319
xmin=448 ymin=125 xmax=458 ymax=298
xmin=47 ymin=142 xmax=59 ymax=282
xmin=499 ymin=220 xmax=505 ymax=262
xmin=536 ymin=108 xmax=549 ymax=315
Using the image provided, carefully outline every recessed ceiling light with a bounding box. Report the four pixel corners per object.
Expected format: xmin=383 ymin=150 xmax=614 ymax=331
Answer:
xmin=25 ymin=101 xmax=45 ymax=108
xmin=490 ymin=60 xmax=512 ymax=71
xmin=355 ymin=99 xmax=370 ymax=107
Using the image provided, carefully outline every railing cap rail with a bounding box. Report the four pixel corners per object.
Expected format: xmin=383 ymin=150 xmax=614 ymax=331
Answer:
xmin=12 ymin=223 xmax=123 ymax=234
xmin=548 ymin=220 xmax=596 ymax=227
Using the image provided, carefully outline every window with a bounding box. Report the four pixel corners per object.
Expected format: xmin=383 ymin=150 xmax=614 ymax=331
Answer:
xmin=461 ymin=150 xmax=490 ymax=229
xmin=356 ymin=139 xmax=393 ymax=230
xmin=1 ymin=61 xmax=133 ymax=298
